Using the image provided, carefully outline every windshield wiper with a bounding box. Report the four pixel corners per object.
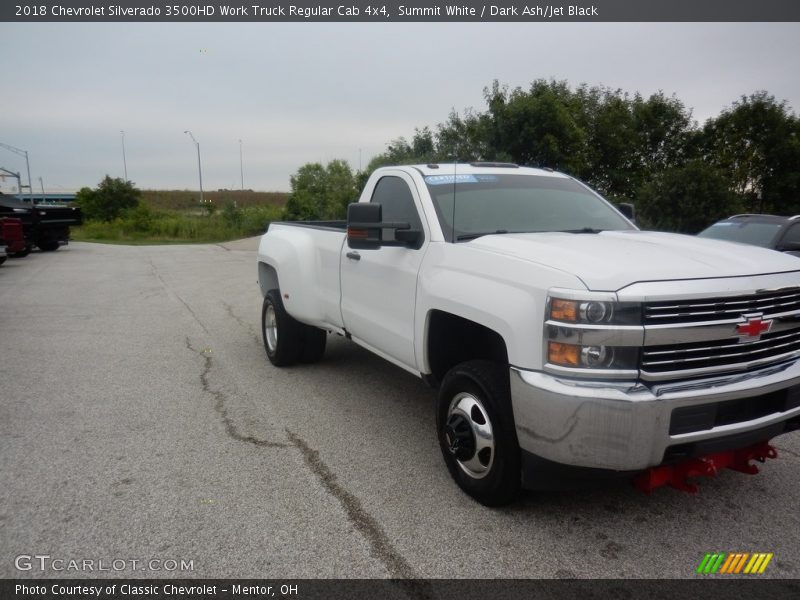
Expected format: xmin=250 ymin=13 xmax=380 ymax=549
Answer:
xmin=560 ymin=227 xmax=604 ymax=234
xmin=456 ymin=229 xmax=511 ymax=241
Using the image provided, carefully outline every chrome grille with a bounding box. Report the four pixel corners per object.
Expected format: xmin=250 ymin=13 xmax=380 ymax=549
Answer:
xmin=642 ymin=328 xmax=800 ymax=375
xmin=643 ymin=288 xmax=800 ymax=325
xmin=641 ymin=286 xmax=800 ymax=380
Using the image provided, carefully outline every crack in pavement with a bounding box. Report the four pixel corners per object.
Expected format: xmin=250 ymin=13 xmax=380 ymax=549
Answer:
xmin=286 ymin=429 xmax=433 ymax=595
xmin=222 ymin=301 xmax=261 ymax=345
xmin=149 ymin=258 xmax=210 ymax=335
xmin=185 ymin=337 xmax=287 ymax=448
xmin=185 ymin=337 xmax=427 ymax=592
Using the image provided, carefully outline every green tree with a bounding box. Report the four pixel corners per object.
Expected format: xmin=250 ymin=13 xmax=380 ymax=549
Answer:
xmin=700 ymin=91 xmax=800 ymax=214
xmin=631 ymin=92 xmax=694 ymax=174
xmin=283 ymin=159 xmax=358 ymax=221
xmin=357 ymin=127 xmax=443 ymax=190
xmin=570 ymin=88 xmax=694 ymax=203
xmin=635 ymin=160 xmax=741 ymax=233
xmin=580 ymin=89 xmax=637 ymax=199
xmin=76 ymin=176 xmax=142 ymax=222
xmin=483 ymin=79 xmax=587 ymax=174
xmin=435 ymin=109 xmax=494 ymax=161
xmin=340 ymin=79 xmax=797 ymax=231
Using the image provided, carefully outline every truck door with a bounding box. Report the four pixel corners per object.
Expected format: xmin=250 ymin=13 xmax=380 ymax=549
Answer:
xmin=340 ymin=174 xmax=427 ymax=372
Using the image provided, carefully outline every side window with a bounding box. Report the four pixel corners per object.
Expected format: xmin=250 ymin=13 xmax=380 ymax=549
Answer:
xmin=370 ymin=176 xmax=424 ymax=234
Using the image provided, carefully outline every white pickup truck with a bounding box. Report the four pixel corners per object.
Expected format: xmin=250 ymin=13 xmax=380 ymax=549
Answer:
xmin=257 ymin=163 xmax=800 ymax=505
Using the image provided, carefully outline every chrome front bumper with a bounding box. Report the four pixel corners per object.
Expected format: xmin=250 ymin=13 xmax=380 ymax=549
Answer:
xmin=510 ymin=360 xmax=800 ymax=472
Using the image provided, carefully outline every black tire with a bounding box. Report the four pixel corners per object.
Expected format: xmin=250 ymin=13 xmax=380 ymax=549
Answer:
xmin=262 ymin=289 xmax=304 ymax=366
xmin=0 ymin=256 xmax=6 ymax=266
xmin=436 ymin=360 xmax=521 ymax=506
xmin=300 ymin=325 xmax=327 ymax=363
xmin=37 ymin=240 xmax=60 ymax=252
xmin=11 ymin=245 xmax=32 ymax=258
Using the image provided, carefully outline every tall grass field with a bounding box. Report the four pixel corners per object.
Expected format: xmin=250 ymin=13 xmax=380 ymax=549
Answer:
xmin=72 ymin=190 xmax=288 ymax=244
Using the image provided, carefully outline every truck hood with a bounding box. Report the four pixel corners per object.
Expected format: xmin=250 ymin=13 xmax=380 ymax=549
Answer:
xmin=467 ymin=230 xmax=800 ymax=291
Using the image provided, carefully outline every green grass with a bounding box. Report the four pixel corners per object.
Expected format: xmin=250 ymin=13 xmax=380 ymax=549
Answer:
xmin=70 ymin=237 xmax=215 ymax=246
xmin=72 ymin=202 xmax=284 ymax=245
xmin=141 ymin=189 xmax=288 ymax=211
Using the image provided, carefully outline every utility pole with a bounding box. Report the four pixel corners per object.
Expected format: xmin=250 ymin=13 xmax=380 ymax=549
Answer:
xmin=0 ymin=141 xmax=34 ymax=204
xmin=0 ymin=167 xmax=22 ymax=195
xmin=184 ymin=130 xmax=204 ymax=204
xmin=239 ymin=139 xmax=244 ymax=190
xmin=121 ymin=130 xmax=128 ymax=181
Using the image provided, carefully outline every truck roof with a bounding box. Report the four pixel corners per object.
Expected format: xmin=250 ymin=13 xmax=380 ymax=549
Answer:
xmin=399 ymin=163 xmax=571 ymax=179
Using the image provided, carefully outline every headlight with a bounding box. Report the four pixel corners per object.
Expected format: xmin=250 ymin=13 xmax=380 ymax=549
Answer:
xmin=547 ymin=341 xmax=639 ymax=371
xmin=547 ymin=297 xmax=641 ymax=326
xmin=581 ymin=345 xmax=610 ymax=367
xmin=545 ymin=291 xmax=643 ymax=378
xmin=581 ymin=301 xmax=610 ymax=323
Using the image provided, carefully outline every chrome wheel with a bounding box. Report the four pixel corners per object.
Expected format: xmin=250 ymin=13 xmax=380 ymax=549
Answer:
xmin=262 ymin=290 xmax=304 ymax=366
xmin=264 ymin=302 xmax=278 ymax=352
xmin=445 ymin=392 xmax=495 ymax=479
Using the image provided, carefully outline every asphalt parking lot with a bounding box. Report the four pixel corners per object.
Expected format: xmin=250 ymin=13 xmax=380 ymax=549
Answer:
xmin=1 ymin=241 xmax=799 ymax=579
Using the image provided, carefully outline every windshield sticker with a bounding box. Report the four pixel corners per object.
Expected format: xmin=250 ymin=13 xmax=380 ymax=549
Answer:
xmin=425 ymin=175 xmax=479 ymax=185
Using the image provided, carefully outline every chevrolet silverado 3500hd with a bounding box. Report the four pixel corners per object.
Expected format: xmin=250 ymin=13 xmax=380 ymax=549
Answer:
xmin=257 ymin=163 xmax=800 ymax=505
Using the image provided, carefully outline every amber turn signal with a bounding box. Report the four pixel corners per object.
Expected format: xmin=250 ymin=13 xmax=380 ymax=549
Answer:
xmin=550 ymin=298 xmax=578 ymax=322
xmin=548 ymin=341 xmax=580 ymax=367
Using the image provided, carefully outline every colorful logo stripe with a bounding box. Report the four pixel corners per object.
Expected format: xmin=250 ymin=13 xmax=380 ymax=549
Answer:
xmin=697 ymin=552 xmax=773 ymax=574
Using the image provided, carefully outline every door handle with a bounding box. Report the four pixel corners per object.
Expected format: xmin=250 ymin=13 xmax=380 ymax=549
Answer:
xmin=346 ymin=251 xmax=361 ymax=261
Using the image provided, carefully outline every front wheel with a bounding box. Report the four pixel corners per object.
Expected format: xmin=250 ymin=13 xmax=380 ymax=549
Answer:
xmin=262 ymin=290 xmax=304 ymax=366
xmin=436 ymin=360 xmax=521 ymax=506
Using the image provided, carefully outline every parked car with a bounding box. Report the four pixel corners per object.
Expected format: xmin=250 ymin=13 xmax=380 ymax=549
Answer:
xmin=697 ymin=214 xmax=800 ymax=257
xmin=258 ymin=164 xmax=800 ymax=505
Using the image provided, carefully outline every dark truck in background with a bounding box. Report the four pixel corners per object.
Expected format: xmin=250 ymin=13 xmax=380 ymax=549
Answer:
xmin=0 ymin=193 xmax=82 ymax=253
xmin=0 ymin=217 xmax=25 ymax=265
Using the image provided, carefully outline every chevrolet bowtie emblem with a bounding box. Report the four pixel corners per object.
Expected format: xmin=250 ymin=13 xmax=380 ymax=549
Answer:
xmin=736 ymin=313 xmax=772 ymax=341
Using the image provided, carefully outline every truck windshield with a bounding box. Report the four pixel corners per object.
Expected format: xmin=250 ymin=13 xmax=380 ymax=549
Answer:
xmin=424 ymin=173 xmax=634 ymax=242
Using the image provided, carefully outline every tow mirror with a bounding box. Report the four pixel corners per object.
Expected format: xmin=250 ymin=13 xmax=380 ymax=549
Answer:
xmin=347 ymin=202 xmax=421 ymax=249
xmin=347 ymin=203 xmax=382 ymax=249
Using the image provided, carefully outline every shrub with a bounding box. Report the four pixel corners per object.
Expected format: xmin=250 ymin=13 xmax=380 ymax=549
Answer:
xmin=77 ymin=176 xmax=142 ymax=221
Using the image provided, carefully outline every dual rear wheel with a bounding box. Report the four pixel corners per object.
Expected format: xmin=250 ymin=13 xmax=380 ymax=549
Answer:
xmin=261 ymin=289 xmax=326 ymax=366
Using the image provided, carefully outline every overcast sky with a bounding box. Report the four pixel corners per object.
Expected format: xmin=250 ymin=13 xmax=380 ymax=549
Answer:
xmin=1 ymin=22 xmax=799 ymax=193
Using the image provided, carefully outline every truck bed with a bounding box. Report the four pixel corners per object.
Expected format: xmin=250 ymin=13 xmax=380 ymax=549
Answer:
xmin=280 ymin=220 xmax=346 ymax=231
xmin=259 ymin=221 xmax=347 ymax=331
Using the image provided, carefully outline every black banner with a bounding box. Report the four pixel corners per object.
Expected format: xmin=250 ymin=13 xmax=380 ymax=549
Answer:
xmin=3 ymin=0 xmax=800 ymax=22
xmin=3 ymin=579 xmax=800 ymax=600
